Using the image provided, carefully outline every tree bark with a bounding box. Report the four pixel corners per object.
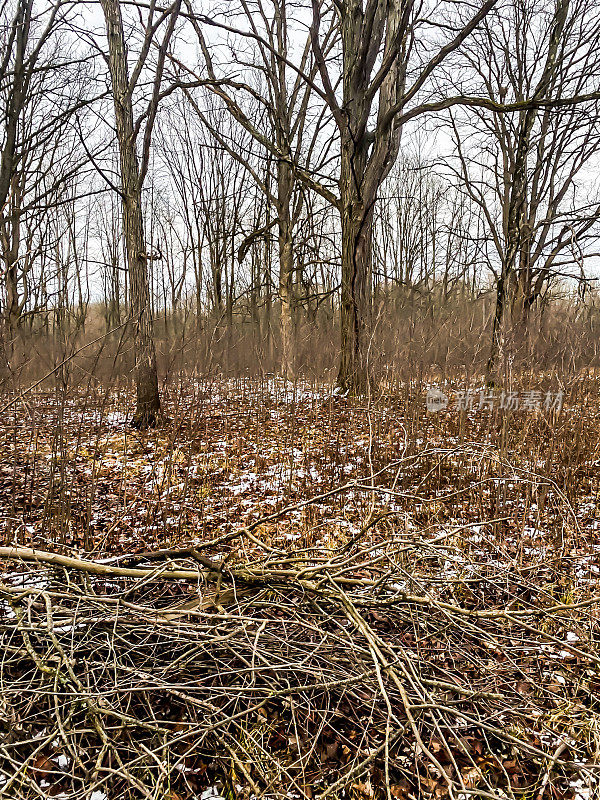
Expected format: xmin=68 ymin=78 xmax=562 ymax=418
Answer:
xmin=101 ymin=0 xmax=160 ymax=428
xmin=311 ymin=0 xmax=407 ymax=394
xmin=1 ymin=177 xmax=23 ymax=339
xmin=337 ymin=187 xmax=373 ymax=393
xmin=277 ymin=158 xmax=295 ymax=379
xmin=0 ymin=1 xmax=31 ymax=338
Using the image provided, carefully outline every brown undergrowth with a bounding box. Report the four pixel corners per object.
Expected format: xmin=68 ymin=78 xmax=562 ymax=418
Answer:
xmin=0 ymin=374 xmax=599 ymax=799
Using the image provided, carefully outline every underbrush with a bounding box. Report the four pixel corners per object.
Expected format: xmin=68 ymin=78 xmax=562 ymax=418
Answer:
xmin=0 ymin=374 xmax=599 ymax=798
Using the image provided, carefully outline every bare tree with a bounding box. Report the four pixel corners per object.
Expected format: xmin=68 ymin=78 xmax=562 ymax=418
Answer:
xmin=0 ymin=0 xmax=86 ymax=343
xmin=99 ymin=0 xmax=182 ymax=427
xmin=374 ymin=155 xmax=482 ymax=312
xmin=306 ymin=0 xmax=498 ymax=391
xmin=181 ymin=0 xmax=335 ymax=378
xmin=446 ymin=0 xmax=600 ymax=379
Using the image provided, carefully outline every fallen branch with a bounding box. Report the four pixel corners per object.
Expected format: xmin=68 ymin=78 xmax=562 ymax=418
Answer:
xmin=0 ymin=531 xmax=596 ymax=799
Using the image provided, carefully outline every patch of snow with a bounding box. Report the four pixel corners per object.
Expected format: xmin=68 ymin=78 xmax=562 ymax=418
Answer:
xmin=200 ymin=788 xmax=225 ymax=800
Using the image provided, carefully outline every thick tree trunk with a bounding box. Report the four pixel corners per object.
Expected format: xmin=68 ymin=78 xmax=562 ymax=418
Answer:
xmin=509 ymin=268 xmax=530 ymax=331
xmin=337 ymin=193 xmax=373 ymax=394
xmin=1 ymin=176 xmax=24 ymax=342
xmin=279 ymin=232 xmax=294 ymax=379
xmin=0 ymin=3 xmax=30 ymax=342
xmin=487 ymin=212 xmax=534 ymax=381
xmin=277 ymin=159 xmax=294 ymax=379
xmin=101 ymin=0 xmax=160 ymax=428
xmin=5 ymin=263 xmax=20 ymax=334
xmin=124 ymin=192 xmax=160 ymax=427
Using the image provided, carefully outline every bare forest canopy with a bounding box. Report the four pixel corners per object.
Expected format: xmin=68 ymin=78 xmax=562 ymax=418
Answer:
xmin=4 ymin=3 xmax=600 ymax=799
xmin=0 ymin=0 xmax=600 ymax=411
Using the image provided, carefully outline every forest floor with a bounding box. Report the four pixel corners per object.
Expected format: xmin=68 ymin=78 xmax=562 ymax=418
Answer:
xmin=1 ymin=374 xmax=599 ymax=800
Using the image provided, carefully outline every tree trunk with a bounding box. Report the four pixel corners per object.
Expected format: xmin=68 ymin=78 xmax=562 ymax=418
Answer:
xmin=277 ymin=159 xmax=294 ymax=379
xmin=101 ymin=0 xmax=160 ymax=428
xmin=3 ymin=237 xmax=21 ymax=337
xmin=337 ymin=192 xmax=373 ymax=394
xmin=486 ymin=266 xmax=507 ymax=384
xmin=486 ymin=0 xmax=568 ymax=385
xmin=336 ymin=121 xmax=373 ymax=394
xmin=1 ymin=174 xmax=24 ymax=343
xmin=0 ymin=2 xmax=30 ymax=341
xmin=5 ymin=264 xmax=20 ymax=334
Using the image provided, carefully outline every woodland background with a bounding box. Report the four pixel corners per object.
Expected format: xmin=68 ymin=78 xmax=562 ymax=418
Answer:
xmin=2 ymin=2 xmax=600 ymax=799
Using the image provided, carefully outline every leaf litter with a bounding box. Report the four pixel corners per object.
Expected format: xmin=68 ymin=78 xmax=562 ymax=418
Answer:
xmin=0 ymin=375 xmax=600 ymax=799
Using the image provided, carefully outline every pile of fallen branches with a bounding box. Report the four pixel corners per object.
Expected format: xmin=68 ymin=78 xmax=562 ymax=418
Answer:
xmin=0 ymin=529 xmax=598 ymax=800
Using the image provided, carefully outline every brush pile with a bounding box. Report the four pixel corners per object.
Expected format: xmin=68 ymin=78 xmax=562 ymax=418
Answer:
xmin=0 ymin=527 xmax=598 ymax=800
